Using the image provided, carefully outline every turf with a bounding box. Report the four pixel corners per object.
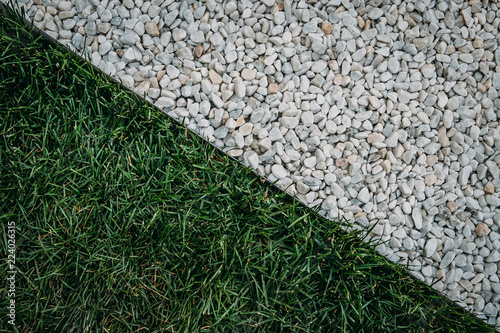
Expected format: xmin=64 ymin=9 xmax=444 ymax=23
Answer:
xmin=0 ymin=5 xmax=496 ymax=333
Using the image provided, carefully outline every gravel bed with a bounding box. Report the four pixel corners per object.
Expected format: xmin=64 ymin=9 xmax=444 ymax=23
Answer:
xmin=10 ymin=0 xmax=500 ymax=327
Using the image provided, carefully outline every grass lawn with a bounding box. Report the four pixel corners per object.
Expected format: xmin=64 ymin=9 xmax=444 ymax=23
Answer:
xmin=0 ymin=5 xmax=496 ymax=333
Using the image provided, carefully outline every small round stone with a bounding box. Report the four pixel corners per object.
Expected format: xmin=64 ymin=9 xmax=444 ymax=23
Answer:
xmin=424 ymin=174 xmax=437 ymax=186
xmin=475 ymin=223 xmax=490 ymax=237
xmin=335 ymin=158 xmax=348 ymax=168
xmin=194 ymin=45 xmax=204 ymax=58
xmin=268 ymin=83 xmax=278 ymax=94
xmin=473 ymin=38 xmax=483 ymax=48
xmin=241 ymin=68 xmax=256 ymax=80
xmin=321 ymin=22 xmax=333 ymax=34
xmin=484 ymin=181 xmax=495 ymax=194
xmin=446 ymin=201 xmax=458 ymax=213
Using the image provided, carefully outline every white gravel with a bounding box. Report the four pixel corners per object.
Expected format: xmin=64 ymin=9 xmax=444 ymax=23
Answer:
xmin=10 ymin=0 xmax=500 ymax=327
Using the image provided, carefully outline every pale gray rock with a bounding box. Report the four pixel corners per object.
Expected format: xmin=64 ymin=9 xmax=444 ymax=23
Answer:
xmin=268 ymin=127 xmax=283 ymax=141
xmin=368 ymin=8 xmax=384 ymax=20
xmin=398 ymin=90 xmax=411 ymax=104
xmin=303 ymin=21 xmax=317 ymax=34
xmin=425 ymin=238 xmax=438 ymax=257
xmin=98 ymin=23 xmax=111 ymax=34
xmin=226 ymin=50 xmax=238 ymax=63
xmin=272 ymin=164 xmax=287 ymax=179
xmin=133 ymin=70 xmax=148 ymax=82
xmin=234 ymin=79 xmax=245 ymax=99
xmin=280 ymin=117 xmax=299 ymax=128
xmin=385 ymin=132 xmax=398 ymax=147
xmin=164 ymin=10 xmax=179 ymax=26
xmin=122 ymin=48 xmax=138 ymax=63
xmin=412 ymin=208 xmax=423 ymax=229
xmin=210 ymin=32 xmax=224 ymax=46
xmin=301 ymin=111 xmax=314 ymax=127
xmin=156 ymin=97 xmax=175 ymax=108
xmin=211 ymin=93 xmax=224 ymax=108
xmin=121 ymin=74 xmax=134 ymax=88
xmin=63 ymin=19 xmax=77 ymax=30
xmin=447 ymin=96 xmax=461 ymax=110
xmin=486 ymin=250 xmax=500 ymax=263
xmin=443 ymin=110 xmax=453 ymax=127
xmin=486 ymin=161 xmax=500 ymax=179
xmin=274 ymin=12 xmax=285 ymax=25
xmin=99 ymin=41 xmax=112 ymax=55
xmin=387 ymin=57 xmax=400 ymax=73
xmin=483 ymin=303 xmax=498 ymax=317
xmin=243 ymin=151 xmax=259 ymax=169
xmin=58 ymin=1 xmax=72 ymax=11
xmin=101 ymin=9 xmax=112 ymax=22
xmin=304 ymin=156 xmax=316 ymax=168
xmin=176 ymin=47 xmax=194 ymax=60
xmin=331 ymin=183 xmax=344 ymax=197
xmin=156 ymin=52 xmax=173 ymax=65
xmin=191 ymin=31 xmax=205 ymax=44
xmin=284 ymin=0 xmax=292 ymax=22
xmin=351 ymin=48 xmax=366 ymax=62
xmin=311 ymin=41 xmax=327 ymax=54
xmin=322 ymin=196 xmax=336 ymax=210
xmin=166 ymin=65 xmax=180 ymax=79
xmin=85 ymin=22 xmax=97 ymax=35
xmin=357 ymin=188 xmax=370 ymax=203
xmin=399 ymin=183 xmax=412 ymax=197
xmin=172 ymin=28 xmax=186 ymax=41
xmin=121 ymin=33 xmax=138 ymax=45
xmin=440 ymin=251 xmax=456 ymax=268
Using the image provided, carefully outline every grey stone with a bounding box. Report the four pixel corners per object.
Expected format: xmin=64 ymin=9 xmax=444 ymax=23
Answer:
xmin=311 ymin=41 xmax=327 ymax=54
xmin=425 ymin=238 xmax=438 ymax=257
xmin=357 ymin=188 xmax=370 ymax=203
xmin=101 ymin=9 xmax=112 ymax=22
xmin=440 ymin=251 xmax=456 ymax=268
xmin=99 ymin=41 xmax=112 ymax=55
xmin=368 ymin=8 xmax=384 ymax=20
xmin=156 ymin=97 xmax=175 ymax=108
xmin=280 ymin=117 xmax=299 ymax=128
xmin=190 ymin=31 xmax=205 ymax=43
xmin=483 ymin=303 xmax=498 ymax=317
xmin=269 ymin=128 xmax=283 ymax=141
xmin=272 ymin=164 xmax=287 ymax=179
xmin=486 ymin=250 xmax=500 ymax=263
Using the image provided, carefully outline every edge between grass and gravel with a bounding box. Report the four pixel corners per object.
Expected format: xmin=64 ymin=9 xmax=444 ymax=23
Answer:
xmin=0 ymin=4 xmax=497 ymax=333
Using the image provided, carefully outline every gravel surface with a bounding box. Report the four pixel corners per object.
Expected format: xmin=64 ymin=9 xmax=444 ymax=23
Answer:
xmin=11 ymin=0 xmax=500 ymax=327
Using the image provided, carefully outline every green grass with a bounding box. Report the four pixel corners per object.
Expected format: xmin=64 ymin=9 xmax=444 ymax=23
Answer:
xmin=0 ymin=5 xmax=496 ymax=333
